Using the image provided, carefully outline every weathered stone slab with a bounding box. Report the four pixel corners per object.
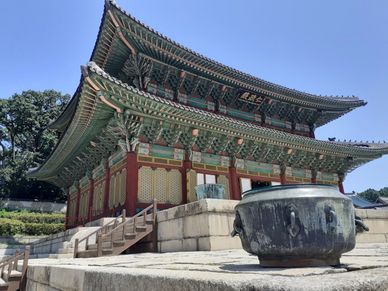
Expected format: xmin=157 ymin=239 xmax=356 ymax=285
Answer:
xmin=25 ymin=243 xmax=388 ymax=291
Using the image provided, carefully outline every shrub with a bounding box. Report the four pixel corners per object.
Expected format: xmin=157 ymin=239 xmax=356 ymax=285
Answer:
xmin=0 ymin=218 xmax=25 ymax=236
xmin=0 ymin=210 xmax=64 ymax=224
xmin=23 ymin=223 xmax=64 ymax=236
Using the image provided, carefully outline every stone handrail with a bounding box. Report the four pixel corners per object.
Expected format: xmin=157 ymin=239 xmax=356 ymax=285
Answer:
xmin=73 ymin=212 xmax=125 ymax=257
xmin=0 ymin=246 xmax=30 ymax=290
xmin=96 ymin=199 xmax=157 ymax=257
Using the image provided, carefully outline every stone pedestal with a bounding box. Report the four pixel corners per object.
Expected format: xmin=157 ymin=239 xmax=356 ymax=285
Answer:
xmin=157 ymin=199 xmax=242 ymax=252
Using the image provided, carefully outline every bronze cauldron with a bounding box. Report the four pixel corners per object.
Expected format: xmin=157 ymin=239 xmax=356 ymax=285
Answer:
xmin=232 ymin=184 xmax=356 ymax=267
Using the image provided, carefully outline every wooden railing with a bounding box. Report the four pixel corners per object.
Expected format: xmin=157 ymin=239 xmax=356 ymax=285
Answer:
xmin=0 ymin=246 xmax=30 ymax=291
xmin=73 ymin=212 xmax=125 ymax=258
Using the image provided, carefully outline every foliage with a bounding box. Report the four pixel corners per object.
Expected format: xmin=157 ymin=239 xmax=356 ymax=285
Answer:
xmin=0 ymin=210 xmax=64 ymax=224
xmin=0 ymin=90 xmax=70 ymax=201
xmin=358 ymin=187 xmax=388 ymax=202
xmin=379 ymin=187 xmax=388 ymax=197
xmin=0 ymin=210 xmax=65 ymax=236
xmin=0 ymin=218 xmax=25 ymax=236
xmin=0 ymin=218 xmax=64 ymax=236
xmin=23 ymin=223 xmax=64 ymax=236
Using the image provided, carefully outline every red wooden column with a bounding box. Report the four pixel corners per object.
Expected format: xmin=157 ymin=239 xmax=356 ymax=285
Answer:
xmin=338 ymin=174 xmax=345 ymax=194
xmin=88 ymin=174 xmax=95 ymax=222
xmin=338 ymin=181 xmax=345 ymax=194
xmin=125 ymin=151 xmax=138 ymax=216
xmin=75 ymin=182 xmax=81 ymax=226
xmin=229 ymin=166 xmax=240 ymax=200
xmin=280 ymin=167 xmax=287 ymax=185
xmin=311 ymin=169 xmax=317 ymax=184
xmin=103 ymin=160 xmax=111 ymax=216
xmin=181 ymin=153 xmax=192 ymax=204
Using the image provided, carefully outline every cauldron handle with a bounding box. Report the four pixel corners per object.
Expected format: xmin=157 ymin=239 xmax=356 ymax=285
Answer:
xmin=231 ymin=212 xmax=243 ymax=237
xmin=325 ymin=207 xmax=337 ymax=232
xmin=287 ymin=211 xmax=300 ymax=237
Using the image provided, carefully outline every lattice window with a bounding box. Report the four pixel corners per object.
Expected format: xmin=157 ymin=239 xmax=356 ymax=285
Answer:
xmin=154 ymin=168 xmax=168 ymax=203
xmin=218 ymin=175 xmax=230 ymax=199
xmin=108 ymin=169 xmax=127 ymax=209
xmin=138 ymin=166 xmax=182 ymax=204
xmin=93 ymin=182 xmax=105 ymax=215
xmin=120 ymin=169 xmax=127 ymax=205
xmin=168 ymin=169 xmax=182 ymax=204
xmin=68 ymin=192 xmax=78 ymax=226
xmin=79 ymin=188 xmax=90 ymax=219
xmin=138 ymin=167 xmax=153 ymax=203
xmin=187 ymin=169 xmax=197 ymax=203
xmin=109 ymin=174 xmax=115 ymax=208
xmin=114 ymin=173 xmax=120 ymax=207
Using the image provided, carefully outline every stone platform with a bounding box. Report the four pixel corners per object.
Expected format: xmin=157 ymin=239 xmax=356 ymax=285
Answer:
xmin=26 ymin=243 xmax=388 ymax=291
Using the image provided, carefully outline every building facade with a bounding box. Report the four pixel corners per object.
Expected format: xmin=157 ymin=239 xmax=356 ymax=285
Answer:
xmin=29 ymin=0 xmax=388 ymax=228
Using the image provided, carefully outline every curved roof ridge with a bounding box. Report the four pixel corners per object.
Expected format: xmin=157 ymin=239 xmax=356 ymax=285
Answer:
xmin=105 ymin=0 xmax=366 ymax=107
xmin=331 ymin=139 xmax=388 ymax=151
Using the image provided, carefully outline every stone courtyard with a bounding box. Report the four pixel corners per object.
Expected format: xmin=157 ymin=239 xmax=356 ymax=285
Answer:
xmin=26 ymin=243 xmax=388 ymax=291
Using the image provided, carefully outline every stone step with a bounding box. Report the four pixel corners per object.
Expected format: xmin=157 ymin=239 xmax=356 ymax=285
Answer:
xmin=2 ymin=269 xmax=22 ymax=281
xmin=0 ymin=278 xmax=7 ymax=291
xmin=76 ymin=248 xmax=113 ymax=258
xmin=87 ymin=242 xmax=111 ymax=250
xmin=125 ymin=233 xmax=136 ymax=240
xmin=61 ymin=241 xmax=73 ymax=249
xmin=112 ymin=240 xmax=125 ymax=247
xmin=57 ymin=247 xmax=74 ymax=254
xmin=48 ymin=253 xmax=74 ymax=259
xmin=123 ymin=220 xmax=153 ymax=230
xmin=136 ymin=225 xmax=147 ymax=232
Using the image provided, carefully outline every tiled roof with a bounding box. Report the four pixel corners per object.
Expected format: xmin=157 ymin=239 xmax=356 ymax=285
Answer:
xmin=104 ymin=0 xmax=366 ymax=109
xmin=89 ymin=61 xmax=388 ymax=157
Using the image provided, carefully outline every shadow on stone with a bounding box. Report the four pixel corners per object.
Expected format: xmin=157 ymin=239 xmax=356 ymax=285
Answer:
xmin=220 ymin=263 xmax=287 ymax=272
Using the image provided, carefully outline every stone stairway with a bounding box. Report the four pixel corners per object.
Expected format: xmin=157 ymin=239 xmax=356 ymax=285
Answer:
xmin=0 ymin=247 xmax=29 ymax=291
xmin=74 ymin=200 xmax=157 ymax=258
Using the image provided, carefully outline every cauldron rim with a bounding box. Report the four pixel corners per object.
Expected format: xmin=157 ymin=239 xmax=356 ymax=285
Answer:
xmin=242 ymin=183 xmax=337 ymax=198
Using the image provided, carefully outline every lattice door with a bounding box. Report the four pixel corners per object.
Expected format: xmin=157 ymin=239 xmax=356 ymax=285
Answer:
xmin=138 ymin=167 xmax=153 ymax=203
xmin=93 ymin=182 xmax=104 ymax=215
xmin=168 ymin=169 xmax=182 ymax=204
xmin=187 ymin=169 xmax=197 ymax=202
xmin=154 ymin=168 xmax=168 ymax=203
xmin=119 ymin=168 xmax=127 ymax=205
xmin=109 ymin=174 xmax=115 ymax=208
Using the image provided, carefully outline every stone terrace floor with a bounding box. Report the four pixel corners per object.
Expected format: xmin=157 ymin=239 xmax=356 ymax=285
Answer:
xmin=26 ymin=243 xmax=388 ymax=291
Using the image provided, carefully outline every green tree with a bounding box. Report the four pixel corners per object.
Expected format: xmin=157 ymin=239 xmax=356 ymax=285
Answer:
xmin=0 ymin=90 xmax=70 ymax=201
xmin=358 ymin=188 xmax=380 ymax=203
xmin=379 ymin=187 xmax=388 ymax=198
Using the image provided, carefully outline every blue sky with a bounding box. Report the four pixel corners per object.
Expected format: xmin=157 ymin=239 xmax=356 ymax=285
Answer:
xmin=1 ymin=0 xmax=387 ymax=192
